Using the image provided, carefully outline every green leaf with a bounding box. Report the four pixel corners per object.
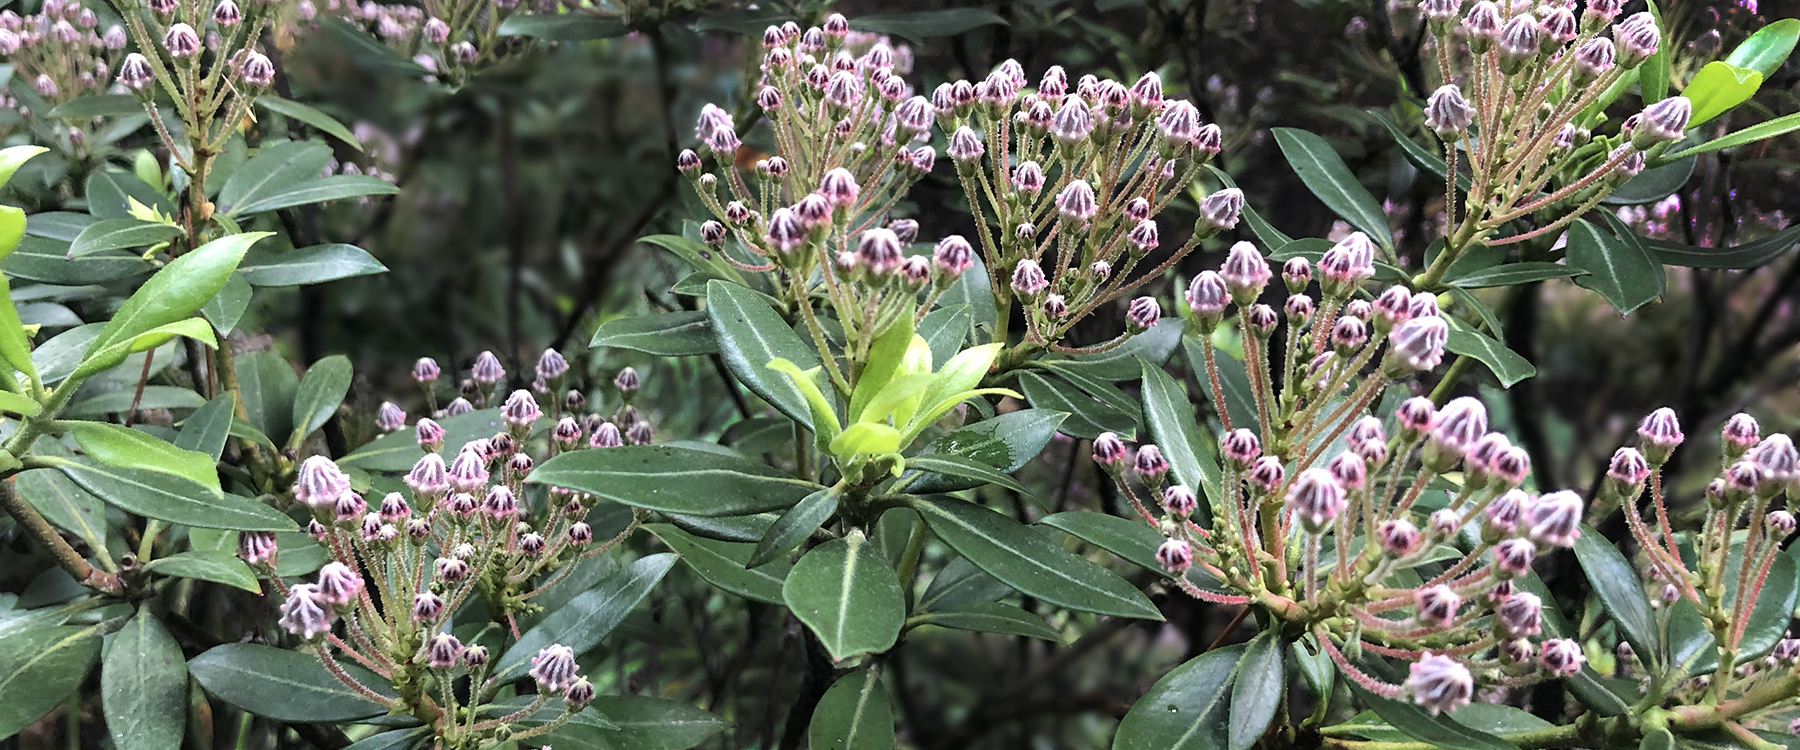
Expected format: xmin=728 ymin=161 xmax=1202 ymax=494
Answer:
xmin=1447 ymin=262 xmax=1586 ymax=288
xmin=1668 ymin=110 xmax=1800 ymax=159
xmin=770 ymin=359 xmax=844 ymax=450
xmin=0 ymin=625 xmax=101 ymax=739
xmin=749 ymin=489 xmax=838 ymax=568
xmin=188 ymin=642 xmax=395 ymax=722
xmin=1272 ymin=128 xmax=1392 ymax=249
xmin=67 ymin=218 xmax=183 ymax=259
xmin=200 ymin=272 xmax=251 ymax=334
xmin=1602 ymin=155 xmax=1696 ymax=206
xmin=73 ymin=317 xmax=217 ymax=380
xmin=3 ymin=236 xmax=151 ymax=285
xmin=68 ymin=421 xmax=221 ymax=491
xmin=809 ymin=668 xmax=893 ymax=750
xmin=1041 ymin=317 xmax=1184 ymax=381
xmin=1567 ymin=218 xmax=1661 ymax=315
xmin=917 ymin=556 xmax=1010 ymax=613
xmin=315 ymin=18 xmax=429 ymax=77
xmin=646 ymin=523 xmax=790 ymax=604
xmin=85 ymin=169 xmax=173 ymax=220
xmin=1113 ymin=645 xmax=1242 ymax=750
xmin=1574 ymin=527 xmax=1662 ymax=667
xmin=291 ymin=354 xmax=351 ymax=443
xmin=849 ymin=314 xmax=915 ymax=423
xmin=87 ymin=232 xmax=268 ymax=359
xmin=908 ymin=409 xmax=1066 ymax=493
xmin=530 ymin=444 xmax=823 ymax=516
xmin=1229 ymin=633 xmax=1285 ymax=750
xmin=49 ymin=94 xmax=142 ymax=119
xmin=563 ymin=695 xmax=725 ymax=750
xmin=1725 ymin=19 xmax=1800 ymax=78
xmin=1646 ymin=224 xmax=1800 ymax=269
xmin=0 ymin=145 xmax=47 ymax=189
xmin=338 ymin=730 xmax=424 ymax=750
xmin=1141 ymin=359 xmax=1223 ymax=525
xmin=15 ymin=469 xmax=106 ymax=552
xmin=1369 ymin=109 xmax=1469 ymax=192
xmin=849 ymin=9 xmax=1006 ymax=42
xmin=340 ymin=407 xmax=500 ymax=471
xmin=253 ymin=97 xmax=362 ymax=150
xmin=1041 ymin=511 xmax=1171 ymax=578
xmin=917 ymin=304 xmax=972 ymax=366
xmin=0 ymin=205 xmax=24 ymax=261
xmin=590 ymin=310 xmax=716 ymax=356
xmin=495 ymin=553 xmax=678 ymax=681
xmin=231 ymin=175 xmax=397 ymax=216
xmin=783 ymin=531 xmax=906 ymax=660
xmin=1018 ymin=370 xmax=1139 ymax=440
xmin=218 ymin=141 xmax=334 ymax=214
xmin=939 ymin=257 xmax=996 ymax=340
xmin=497 ymin=13 xmax=629 ymax=40
xmin=1443 ymin=317 xmax=1535 ymax=388
xmin=909 ymin=601 xmax=1061 ymax=641
xmin=0 ymin=391 xmax=37 ymax=416
xmin=48 ymin=457 xmax=295 ymax=531
xmin=102 ymin=612 xmax=186 ymax=750
xmin=142 ymin=551 xmax=259 ymax=592
xmin=1642 ymin=728 xmax=1676 ymax=750
xmin=237 ymin=244 xmax=387 ymax=286
xmin=235 ymin=349 xmax=299 ymax=443
xmin=907 ymin=496 xmax=1162 ymax=620
xmin=905 ymin=454 xmax=1033 ymax=498
xmin=1684 ymin=63 xmax=1762 ymax=129
xmin=707 ymin=280 xmax=822 ymax=429
xmin=1348 ymin=677 xmax=1516 ymax=750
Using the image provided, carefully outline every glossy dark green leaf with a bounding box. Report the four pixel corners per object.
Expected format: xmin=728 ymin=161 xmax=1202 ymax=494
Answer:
xmin=783 ymin=531 xmax=906 ymax=660
xmin=218 ymin=140 xmax=333 ymax=213
xmin=338 ymin=730 xmax=424 ymax=750
xmin=809 ymin=668 xmax=894 ymax=750
xmin=234 ymin=349 xmax=300 ymax=445
xmin=16 ymin=468 xmax=106 ymax=551
xmin=1645 ymin=225 xmax=1800 ymax=269
xmin=4 ymin=236 xmax=150 ymax=285
xmin=531 ymin=445 xmax=822 ymax=516
xmin=1348 ymin=677 xmax=1515 ymax=750
xmin=749 ymin=489 xmax=838 ymax=568
xmin=662 ymin=511 xmax=778 ymax=544
xmin=1018 ymin=370 xmax=1138 ymax=440
xmin=68 ymin=421 xmax=220 ymax=490
xmin=253 ymin=96 xmax=362 ymax=150
xmin=590 ymin=310 xmax=716 ymax=356
xmin=561 ymin=695 xmax=725 ymax=750
xmin=1112 ymin=644 xmax=1242 ymax=750
xmin=1573 ymin=527 xmax=1662 ymax=666
xmin=102 ymin=612 xmax=186 ymax=750
xmin=86 ymin=169 xmax=173 ymax=220
xmin=142 ymin=551 xmax=259 ymax=592
xmin=917 ymin=304 xmax=972 ymax=367
xmin=1443 ymin=317 xmax=1535 ymax=387
xmin=49 ymin=457 xmax=295 ymax=531
xmin=641 ymin=234 xmax=746 ymax=285
xmin=939 ymin=256 xmax=995 ymax=340
xmin=87 ymin=232 xmax=267 ymax=361
xmin=1447 ymin=262 xmax=1586 ymax=288
xmin=176 ymin=395 xmax=236 ymax=461
xmin=1273 ymin=128 xmax=1392 ymax=248
xmin=707 ymin=279 xmax=821 ymax=429
xmin=231 ymin=175 xmax=397 ymax=216
xmin=48 ymin=93 xmax=141 ymax=119
xmin=495 ymin=553 xmax=677 ymax=680
xmin=1567 ymin=218 xmax=1662 ymax=316
xmin=917 ymin=556 xmax=1011 ymax=613
xmin=1041 ymin=511 xmax=1175 ymax=579
xmin=1369 ymin=109 xmax=1469 ymax=192
xmin=498 ymin=13 xmax=629 ymax=40
xmin=849 ymin=9 xmax=1006 ymax=42
xmin=1040 ymin=318 xmax=1183 ymax=381
xmin=67 ymin=218 xmax=182 ymax=258
xmin=904 ymin=455 xmax=1033 ymax=499
xmin=1602 ymin=155 xmax=1695 ymax=206
xmin=237 ymin=244 xmax=387 ymax=287
xmin=1228 ymin=633 xmax=1284 ymax=750
xmin=909 ymin=601 xmax=1060 ymax=641
xmin=189 ymin=642 xmax=394 ymax=722
xmin=647 ymin=523 xmax=789 ymax=604
xmin=908 ymin=496 xmax=1161 ymax=620
xmin=291 ymin=354 xmax=351 ymax=443
xmin=692 ymin=7 xmax=793 ymax=35
xmin=1643 ymin=728 xmax=1676 ymax=750
xmin=1141 ymin=359 xmax=1223 ymax=525
xmin=0 ymin=625 xmax=101 ymax=739
xmin=200 ymin=272 xmax=251 ymax=334
xmin=909 ymin=409 xmax=1066 ymax=493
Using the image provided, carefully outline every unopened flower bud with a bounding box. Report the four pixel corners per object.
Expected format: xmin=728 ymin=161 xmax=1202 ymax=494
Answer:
xmin=1379 ymin=519 xmax=1419 ymax=556
xmin=1286 ymin=469 xmax=1347 ymax=532
xmin=1092 ymin=432 xmax=1127 ymax=470
xmin=1196 ymin=188 xmax=1243 ymax=236
xmin=1408 ymin=653 xmax=1472 ymax=715
xmin=1385 ymin=316 xmax=1449 ymax=375
xmin=1162 ymin=485 xmax=1197 ymax=518
xmin=1415 ymin=584 xmax=1462 ymax=627
xmin=1127 ymin=297 xmax=1161 ymax=333
xmin=1634 ymin=96 xmax=1691 ymax=150
xmin=1524 ymin=490 xmax=1583 ymax=549
xmin=163 ymin=23 xmax=200 ymax=57
xmin=1135 ymin=445 xmax=1169 ymax=485
xmin=1318 ymin=233 xmax=1377 ymax=297
xmin=1248 ymin=456 xmax=1285 ymax=492
xmin=1156 ymin=538 xmax=1193 ymax=574
xmin=529 ymin=644 xmax=578 ymax=692
xmin=1011 ymin=259 xmax=1048 ymax=297
xmin=1494 ymin=538 xmax=1536 ymax=580
xmin=1538 ymin=638 xmax=1585 ymax=677
xmin=1637 ymin=407 xmax=1684 ymax=464
xmin=1220 ymin=242 xmax=1271 ymax=305
xmin=1424 ymin=85 xmax=1472 ymax=139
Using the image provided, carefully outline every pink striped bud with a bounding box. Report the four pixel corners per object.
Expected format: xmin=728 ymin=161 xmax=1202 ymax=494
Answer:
xmin=1414 ymin=584 xmax=1462 ymax=627
xmin=1524 ymin=490 xmax=1583 ymax=549
xmin=1538 ymin=638 xmax=1585 ymax=677
xmin=1249 ymin=456 xmax=1285 ymax=492
xmin=1156 ymin=538 xmax=1193 ymax=573
xmin=1221 ymin=242 xmax=1271 ymax=304
xmin=1135 ymin=445 xmax=1170 ymax=484
xmin=1286 ymin=468 xmax=1347 ymax=532
xmin=1495 ymin=590 xmax=1541 ymax=635
xmin=1222 ymin=429 xmax=1261 ymax=468
xmin=1162 ymin=485 xmax=1197 ymax=518
xmin=1379 ymin=519 xmax=1419 ymax=556
xmin=1127 ymin=297 xmax=1161 ymax=333
xmin=1011 ymin=259 xmax=1048 ymax=297
xmin=1494 ymin=538 xmax=1536 ymax=580
xmin=1636 ymin=407 xmax=1683 ymax=464
xmin=1408 ymin=652 xmax=1472 ymax=715
xmin=1093 ymin=432 xmax=1128 ymax=469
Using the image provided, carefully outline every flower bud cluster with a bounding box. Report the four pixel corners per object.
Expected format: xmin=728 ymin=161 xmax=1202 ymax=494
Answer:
xmin=271 ymin=349 xmax=642 ymax=747
xmin=0 ymin=2 xmax=127 ymax=116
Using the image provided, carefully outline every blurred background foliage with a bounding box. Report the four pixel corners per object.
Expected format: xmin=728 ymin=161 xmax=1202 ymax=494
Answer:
xmin=5 ymin=0 xmax=1800 ymax=747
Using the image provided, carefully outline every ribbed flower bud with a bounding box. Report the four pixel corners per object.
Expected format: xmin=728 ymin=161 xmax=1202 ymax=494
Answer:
xmin=163 ymin=23 xmax=200 ymax=57
xmin=239 ymin=531 xmax=278 ymax=567
xmin=1378 ymin=519 xmax=1419 ymax=556
xmin=1162 ymin=485 xmax=1197 ymax=518
xmin=1196 ymin=188 xmax=1244 ymax=236
xmin=1524 ymin=490 xmax=1582 ymax=549
xmin=1497 ymin=15 xmax=1540 ymax=71
xmin=1463 ymin=1 xmax=1502 ymax=53
xmin=1318 ymin=233 xmax=1377 ymax=297
xmin=1092 ymin=432 xmax=1127 ymax=470
xmin=1384 ymin=316 xmax=1448 ymax=374
xmin=1328 ymin=451 xmax=1367 ymax=489
xmin=1331 ymin=316 xmax=1368 ymax=355
xmin=1538 ymin=639 xmax=1585 ymax=677
xmin=1155 ymin=100 xmax=1201 ymax=150
xmin=530 ymin=645 xmax=579 ymax=692
xmin=412 ymin=592 xmax=444 ymax=623
xmin=1494 ymin=538 xmax=1537 ymax=580
xmin=1571 ymin=38 xmax=1616 ymax=86
xmin=1127 ymin=297 xmax=1161 ymax=333
xmin=1135 ymin=445 xmax=1170 ymax=485
xmin=501 ymin=390 xmax=541 ymax=427
xmin=1634 ymin=96 xmax=1691 ymax=150
xmin=294 ymin=456 xmax=351 ymax=511
xmin=1011 ymin=259 xmax=1048 ymax=297
xmin=239 ymin=52 xmax=274 ymax=86
xmin=1127 ymin=219 xmax=1159 ymax=252
xmin=1424 ymin=85 xmax=1473 ymax=139
xmin=1056 ymin=180 xmax=1098 ymax=222
xmin=1415 ymin=584 xmax=1462 ymax=627
xmin=1615 ymin=13 xmax=1660 ymax=69
xmin=1156 ymin=538 xmax=1193 ymax=573
xmin=1408 ymin=653 xmax=1472 ymax=715
xmin=1186 ymin=271 xmax=1230 ymax=330
xmin=1637 ymin=407 xmax=1684 ymax=464
xmin=1286 ymin=469 xmax=1347 ymax=532
xmin=316 ymin=562 xmax=364 ymax=605
xmin=118 ymin=53 xmax=155 ymax=90
xmin=1221 ymin=242 xmax=1271 ymax=305
xmin=278 ymin=584 xmax=332 ymax=639
xmin=1050 ymin=95 xmax=1094 ymax=145
xmin=1221 ymin=429 xmax=1261 ymax=469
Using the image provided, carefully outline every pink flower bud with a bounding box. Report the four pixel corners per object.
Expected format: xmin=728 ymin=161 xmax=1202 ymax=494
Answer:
xmin=1408 ymin=652 xmax=1472 ymax=715
xmin=1538 ymin=638 xmax=1585 ymax=677
xmin=1607 ymin=447 xmax=1650 ymax=488
xmin=1396 ymin=397 xmax=1436 ymax=436
xmin=278 ymin=584 xmax=332 ymax=639
xmin=1156 ymin=538 xmax=1193 ymax=573
xmin=1093 ymin=432 xmax=1127 ymax=469
xmin=1286 ymin=468 xmax=1347 ymax=532
xmin=1162 ymin=485 xmax=1197 ymax=518
xmin=1043 ymin=294 xmax=1069 ymax=319
xmin=1038 ymin=66 xmax=1068 ymax=98
xmin=1197 ymin=188 xmax=1244 ymax=234
xmin=819 ymin=168 xmax=860 ymax=206
xmin=1379 ymin=519 xmax=1419 ymax=556
xmin=1127 ymin=297 xmax=1161 ymax=332
xmin=1249 ymin=456 xmax=1285 ymax=491
xmin=1495 ymin=589 xmax=1541 ymax=635
xmin=1318 ymin=233 xmax=1377 ymax=296
xmin=1135 ymin=445 xmax=1170 ymax=484
xmin=163 ymin=22 xmax=200 ymax=57
xmin=1767 ymin=511 xmax=1796 ymax=537
xmin=294 ymin=456 xmax=351 ymax=510
xmin=1723 ymin=413 xmax=1761 ymax=455
xmin=1127 ymin=219 xmax=1160 ymax=251
xmin=1615 ymin=13 xmax=1660 ymax=68
xmin=1010 ymin=160 xmax=1045 ymax=195
xmin=1050 ymin=95 xmax=1094 ymax=145
xmin=1524 ymin=490 xmax=1583 ymax=549
xmin=1011 ymin=259 xmax=1048 ymax=297
xmin=1282 ymin=258 xmax=1312 ymax=292
xmin=1463 ymin=1 xmax=1502 ymax=48
xmin=1221 ymin=242 xmax=1271 ymax=304
xmin=1753 ymin=434 xmax=1797 ymax=481
xmin=316 ymin=562 xmax=364 ymax=605
xmin=1634 ymin=96 xmax=1690 ymax=149
xmin=1331 ymin=316 xmax=1368 ymax=354
xmin=1329 ymin=452 xmax=1367 ymax=489
xmin=1494 ymin=538 xmax=1536 ymax=580
xmin=1385 ymin=316 xmax=1449 ymax=373
xmin=1424 ymin=85 xmax=1472 ymax=138
xmin=1056 ymin=180 xmax=1098 ymax=221
xmin=501 ymin=390 xmax=541 ymax=427
xmin=1222 ymin=429 xmax=1261 ymax=468
xmin=1571 ymin=38 xmax=1616 ymax=85
xmin=1497 ymin=14 xmax=1540 ymax=67
xmin=238 ymin=531 xmax=278 ymax=566
xmin=377 ymin=492 xmax=410 ymax=522
xmin=1637 ymin=407 xmax=1684 ymax=463
xmin=1155 ymin=100 xmax=1201 ymax=147
xmin=530 ymin=644 xmax=579 ymax=691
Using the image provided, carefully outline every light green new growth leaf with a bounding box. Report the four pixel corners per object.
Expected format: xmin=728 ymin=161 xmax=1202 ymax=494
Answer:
xmin=72 ymin=318 xmax=217 ymax=380
xmin=767 ymin=358 xmax=842 ymax=448
xmin=0 ymin=145 xmax=47 ymax=189
xmin=831 ymin=422 xmax=903 ymax=458
xmin=1684 ymin=63 xmax=1762 ymax=129
xmin=849 ymin=316 xmax=916 ymax=423
xmin=69 ymin=421 xmax=221 ymax=492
